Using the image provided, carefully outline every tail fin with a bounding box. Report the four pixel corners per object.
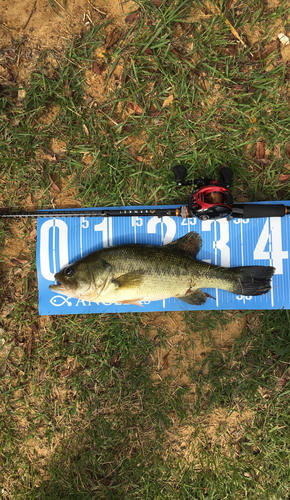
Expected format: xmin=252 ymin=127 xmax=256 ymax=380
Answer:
xmin=232 ymin=266 xmax=275 ymax=296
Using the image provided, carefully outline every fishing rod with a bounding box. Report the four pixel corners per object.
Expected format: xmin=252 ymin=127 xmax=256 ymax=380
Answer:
xmin=0 ymin=166 xmax=289 ymax=221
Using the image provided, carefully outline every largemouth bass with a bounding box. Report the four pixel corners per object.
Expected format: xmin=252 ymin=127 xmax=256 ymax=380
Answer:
xmin=49 ymin=232 xmax=275 ymax=306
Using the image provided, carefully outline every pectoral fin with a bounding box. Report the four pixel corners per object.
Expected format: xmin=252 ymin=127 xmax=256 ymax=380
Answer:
xmin=120 ymin=299 xmax=144 ymax=306
xmin=113 ymin=271 xmax=144 ymax=290
xmin=179 ymin=289 xmax=207 ymax=305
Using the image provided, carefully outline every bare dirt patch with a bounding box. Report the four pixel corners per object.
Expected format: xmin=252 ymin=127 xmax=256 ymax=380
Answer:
xmin=165 ymin=405 xmax=255 ymax=466
xmin=141 ymin=311 xmax=247 ymax=385
xmin=0 ymin=219 xmax=34 ymax=273
xmin=0 ymin=0 xmax=137 ymax=91
xmin=0 ymin=0 xmax=136 ymax=51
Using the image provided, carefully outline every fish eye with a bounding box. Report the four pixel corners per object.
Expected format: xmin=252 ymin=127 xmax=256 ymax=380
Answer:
xmin=65 ymin=267 xmax=74 ymax=277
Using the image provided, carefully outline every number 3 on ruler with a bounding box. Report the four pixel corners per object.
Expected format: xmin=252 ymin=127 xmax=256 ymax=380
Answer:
xmin=253 ymin=218 xmax=288 ymax=274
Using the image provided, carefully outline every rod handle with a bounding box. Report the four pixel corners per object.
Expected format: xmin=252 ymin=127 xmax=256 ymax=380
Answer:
xmin=232 ymin=203 xmax=287 ymax=219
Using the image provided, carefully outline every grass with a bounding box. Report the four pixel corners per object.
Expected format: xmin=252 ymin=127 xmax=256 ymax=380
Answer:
xmin=1 ymin=0 xmax=290 ymax=498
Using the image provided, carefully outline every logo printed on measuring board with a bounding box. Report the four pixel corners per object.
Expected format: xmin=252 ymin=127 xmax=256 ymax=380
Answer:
xmin=36 ymin=205 xmax=290 ymax=315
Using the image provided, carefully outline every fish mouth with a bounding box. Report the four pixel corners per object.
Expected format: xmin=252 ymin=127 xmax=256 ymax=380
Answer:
xmin=49 ymin=283 xmax=70 ymax=294
xmin=50 ymin=270 xmax=77 ymax=293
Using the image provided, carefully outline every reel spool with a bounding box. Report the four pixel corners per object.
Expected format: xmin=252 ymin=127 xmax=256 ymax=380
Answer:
xmin=173 ymin=165 xmax=234 ymax=220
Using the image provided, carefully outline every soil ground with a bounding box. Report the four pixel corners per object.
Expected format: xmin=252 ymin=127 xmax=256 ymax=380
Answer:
xmin=1 ymin=0 xmax=289 ymax=497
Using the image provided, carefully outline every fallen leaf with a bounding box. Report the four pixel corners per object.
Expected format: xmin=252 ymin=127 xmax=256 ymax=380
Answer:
xmin=255 ymin=158 xmax=272 ymax=165
xmin=149 ymin=104 xmax=159 ymax=117
xmin=94 ymin=49 xmax=108 ymax=58
xmin=110 ymin=354 xmax=120 ymax=368
xmin=136 ymin=156 xmax=144 ymax=162
xmin=61 ymin=369 xmax=70 ymax=377
xmin=162 ymin=94 xmax=174 ymax=108
xmin=92 ymin=61 xmax=101 ymax=75
xmin=163 ymin=354 xmax=169 ymax=370
xmin=64 ymin=80 xmax=71 ymax=98
xmin=0 ymin=361 xmax=7 ymax=377
xmin=43 ymin=149 xmax=57 ymax=162
xmin=10 ymin=258 xmax=28 ymax=265
xmin=265 ymin=358 xmax=273 ymax=366
xmin=144 ymin=47 xmax=153 ymax=55
xmin=215 ymin=3 xmax=246 ymax=49
xmin=253 ymin=40 xmax=279 ymax=61
xmin=285 ymin=144 xmax=290 ymax=158
xmin=27 ymin=336 xmax=33 ymax=358
xmin=256 ymin=142 xmax=265 ymax=159
xmin=278 ymin=187 xmax=286 ymax=199
xmin=246 ymin=85 xmax=257 ymax=95
xmin=223 ymin=46 xmax=238 ymax=56
xmin=129 ymin=102 xmax=143 ymax=115
xmin=28 ymin=228 xmax=37 ymax=241
xmin=30 ymin=323 xmax=38 ymax=334
xmin=226 ymin=0 xmax=234 ymax=9
xmin=155 ymin=77 xmax=163 ymax=88
xmin=125 ymin=11 xmax=140 ymax=23
xmin=1 ymin=305 xmax=13 ymax=318
xmin=233 ymin=84 xmax=244 ymax=91
xmin=123 ymin=125 xmax=132 ymax=132
xmin=27 ymin=278 xmax=34 ymax=294
xmin=152 ymin=0 xmax=162 ymax=6
xmin=128 ymin=146 xmax=137 ymax=157
xmin=278 ymin=174 xmax=290 ymax=183
xmin=99 ymin=63 xmax=107 ymax=74
xmin=49 ymin=175 xmax=61 ymax=193
xmin=105 ymin=29 xmax=121 ymax=49
xmin=262 ymin=40 xmax=280 ymax=58
xmin=171 ymin=48 xmax=182 ymax=59
xmin=83 ymin=124 xmax=89 ymax=136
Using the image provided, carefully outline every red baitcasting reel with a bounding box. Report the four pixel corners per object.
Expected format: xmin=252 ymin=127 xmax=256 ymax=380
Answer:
xmin=173 ymin=165 xmax=289 ymax=221
xmin=173 ymin=165 xmax=233 ymax=221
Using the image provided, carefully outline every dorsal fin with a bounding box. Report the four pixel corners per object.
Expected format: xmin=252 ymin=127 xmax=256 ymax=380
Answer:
xmin=167 ymin=231 xmax=202 ymax=258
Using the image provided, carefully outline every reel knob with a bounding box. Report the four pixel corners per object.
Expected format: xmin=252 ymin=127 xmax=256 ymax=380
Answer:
xmin=220 ymin=167 xmax=233 ymax=188
xmin=173 ymin=165 xmax=189 ymax=186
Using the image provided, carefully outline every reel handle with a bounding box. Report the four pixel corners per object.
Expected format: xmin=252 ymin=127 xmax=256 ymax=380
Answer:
xmin=220 ymin=167 xmax=233 ymax=188
xmin=173 ymin=165 xmax=188 ymax=186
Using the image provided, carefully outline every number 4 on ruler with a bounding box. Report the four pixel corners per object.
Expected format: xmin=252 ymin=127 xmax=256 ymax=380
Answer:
xmin=253 ymin=218 xmax=288 ymax=274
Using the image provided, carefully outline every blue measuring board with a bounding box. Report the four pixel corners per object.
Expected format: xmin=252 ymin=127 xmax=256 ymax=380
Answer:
xmin=36 ymin=204 xmax=290 ymax=315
